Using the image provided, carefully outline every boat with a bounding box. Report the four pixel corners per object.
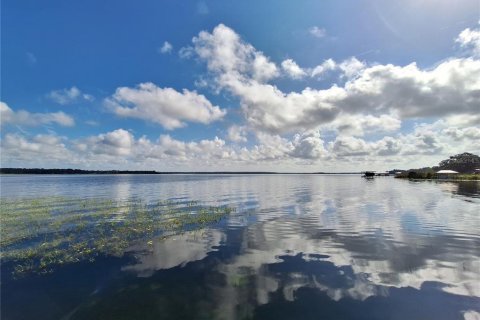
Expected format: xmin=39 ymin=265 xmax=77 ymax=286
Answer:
xmin=362 ymin=171 xmax=375 ymax=178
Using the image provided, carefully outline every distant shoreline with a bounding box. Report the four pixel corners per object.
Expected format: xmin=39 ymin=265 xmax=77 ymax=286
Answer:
xmin=394 ymin=172 xmax=480 ymax=181
xmin=0 ymin=168 xmax=363 ymax=175
xmin=395 ymin=175 xmax=480 ymax=181
xmin=402 ymin=178 xmax=480 ymax=182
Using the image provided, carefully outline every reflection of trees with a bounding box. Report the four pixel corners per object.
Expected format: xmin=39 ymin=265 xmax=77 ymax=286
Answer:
xmin=456 ymin=181 xmax=479 ymax=197
xmin=437 ymin=181 xmax=480 ymax=198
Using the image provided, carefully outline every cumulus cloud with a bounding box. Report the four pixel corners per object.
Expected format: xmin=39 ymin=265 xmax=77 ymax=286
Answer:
xmin=309 ymin=26 xmax=326 ymax=38
xmin=178 ymin=46 xmax=195 ymax=59
xmin=328 ymin=114 xmax=401 ymax=137
xmin=328 ymin=135 xmax=405 ymax=158
xmin=47 ymin=86 xmax=94 ymax=105
xmin=310 ymin=57 xmax=365 ymax=79
xmin=338 ymin=57 xmax=366 ymax=78
xmin=246 ymin=132 xmax=294 ymax=161
xmin=3 ymin=25 xmax=480 ymax=171
xmin=330 ymin=136 xmax=371 ymax=157
xmin=191 ymin=24 xmax=480 ymax=135
xmin=2 ymin=130 xmax=234 ymax=168
xmin=2 ymin=119 xmax=479 ymax=170
xmin=237 ymin=85 xmax=341 ymax=133
xmin=456 ymin=26 xmax=480 ymax=56
xmin=1 ymin=133 xmax=73 ymax=165
xmin=338 ymin=59 xmax=480 ymax=119
xmin=227 ymin=125 xmax=248 ymax=143
xmin=326 ymin=119 xmax=480 ymax=161
xmin=79 ymin=129 xmax=134 ymax=156
xmin=159 ymin=41 xmax=173 ymax=54
xmin=310 ymin=59 xmax=337 ymax=78
xmin=281 ymin=59 xmax=307 ymax=79
xmin=105 ymin=82 xmax=226 ymax=130
xmin=162 ymin=135 xmax=233 ymax=161
xmin=0 ymin=101 xmax=75 ymax=127
xmin=443 ymin=126 xmax=480 ymax=141
xmin=191 ymin=25 xmax=342 ymax=133
xmin=290 ymin=131 xmax=328 ymax=160
xmin=193 ymin=24 xmax=279 ymax=82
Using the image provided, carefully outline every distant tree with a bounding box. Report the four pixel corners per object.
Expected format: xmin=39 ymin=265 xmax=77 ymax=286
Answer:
xmin=438 ymin=152 xmax=480 ymax=173
xmin=408 ymin=171 xmax=418 ymax=179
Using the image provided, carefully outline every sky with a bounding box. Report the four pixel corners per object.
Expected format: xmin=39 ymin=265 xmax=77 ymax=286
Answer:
xmin=1 ymin=0 xmax=480 ymax=172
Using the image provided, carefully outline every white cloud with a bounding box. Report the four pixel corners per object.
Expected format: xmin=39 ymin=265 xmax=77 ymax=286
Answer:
xmin=178 ymin=46 xmax=195 ymax=59
xmin=47 ymin=86 xmax=94 ymax=105
xmin=238 ymin=85 xmax=341 ymax=133
xmin=328 ymin=114 xmax=401 ymax=137
xmin=252 ymin=53 xmax=279 ymax=82
xmin=443 ymin=126 xmax=480 ymax=141
xmin=372 ymin=136 xmax=403 ymax=156
xmin=0 ymin=101 xmax=75 ymax=127
xmin=324 ymin=119 xmax=480 ymax=162
xmin=290 ymin=130 xmax=328 ymax=160
xmin=244 ymin=132 xmax=294 ymax=161
xmin=1 ymin=133 xmax=73 ymax=165
xmin=339 ymin=58 xmax=480 ymax=119
xmin=1 ymin=119 xmax=479 ymax=171
xmin=281 ymin=59 xmax=307 ymax=79
xmin=227 ymin=125 xmax=248 ymax=143
xmin=456 ymin=26 xmax=480 ymax=56
xmin=105 ymin=82 xmax=226 ymax=130
xmin=310 ymin=59 xmax=337 ymax=78
xmin=193 ymin=24 xmax=279 ymax=82
xmin=136 ymin=134 xmax=235 ymax=163
xmin=463 ymin=311 xmax=480 ymax=320
xmin=191 ymin=24 xmax=480 ymax=135
xmin=443 ymin=114 xmax=480 ymax=127
xmin=310 ymin=57 xmax=365 ymax=79
xmin=338 ymin=57 xmax=366 ymax=78
xmin=159 ymin=41 xmax=173 ymax=54
xmin=80 ymin=129 xmax=135 ymax=156
xmin=330 ymin=136 xmax=371 ymax=157
xmin=309 ymin=26 xmax=327 ymax=38
xmin=4 ymin=25 xmax=480 ymax=171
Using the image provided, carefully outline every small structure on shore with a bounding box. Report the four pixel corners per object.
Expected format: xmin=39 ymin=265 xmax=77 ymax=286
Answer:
xmin=436 ymin=170 xmax=459 ymax=179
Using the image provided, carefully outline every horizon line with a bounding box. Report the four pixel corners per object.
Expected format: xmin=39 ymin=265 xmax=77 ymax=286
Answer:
xmin=0 ymin=168 xmax=391 ymax=175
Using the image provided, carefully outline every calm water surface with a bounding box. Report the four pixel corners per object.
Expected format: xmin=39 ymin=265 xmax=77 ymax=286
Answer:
xmin=1 ymin=174 xmax=479 ymax=320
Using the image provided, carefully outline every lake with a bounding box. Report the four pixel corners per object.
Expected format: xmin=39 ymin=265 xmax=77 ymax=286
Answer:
xmin=1 ymin=174 xmax=479 ymax=320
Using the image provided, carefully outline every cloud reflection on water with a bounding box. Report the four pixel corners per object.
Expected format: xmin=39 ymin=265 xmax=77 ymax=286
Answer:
xmin=114 ymin=176 xmax=480 ymax=318
xmin=2 ymin=175 xmax=479 ymax=319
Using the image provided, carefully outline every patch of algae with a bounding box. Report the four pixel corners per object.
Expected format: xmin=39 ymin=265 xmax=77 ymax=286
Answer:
xmin=0 ymin=197 xmax=235 ymax=277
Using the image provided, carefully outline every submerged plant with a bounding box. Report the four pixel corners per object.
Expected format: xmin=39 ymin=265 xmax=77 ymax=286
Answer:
xmin=0 ymin=197 xmax=235 ymax=277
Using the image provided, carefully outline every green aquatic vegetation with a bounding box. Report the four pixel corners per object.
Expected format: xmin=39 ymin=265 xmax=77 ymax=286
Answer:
xmin=0 ymin=197 xmax=235 ymax=277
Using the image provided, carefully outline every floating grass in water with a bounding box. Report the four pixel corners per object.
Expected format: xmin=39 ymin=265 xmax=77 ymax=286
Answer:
xmin=0 ymin=197 xmax=235 ymax=277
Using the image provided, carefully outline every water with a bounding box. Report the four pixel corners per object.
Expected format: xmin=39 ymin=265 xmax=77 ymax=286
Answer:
xmin=1 ymin=174 xmax=479 ymax=320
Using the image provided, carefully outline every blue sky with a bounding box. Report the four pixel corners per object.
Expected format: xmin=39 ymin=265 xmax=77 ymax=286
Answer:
xmin=1 ymin=0 xmax=480 ymax=171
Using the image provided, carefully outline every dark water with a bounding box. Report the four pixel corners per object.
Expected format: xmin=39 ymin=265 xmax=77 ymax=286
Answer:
xmin=1 ymin=174 xmax=479 ymax=320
